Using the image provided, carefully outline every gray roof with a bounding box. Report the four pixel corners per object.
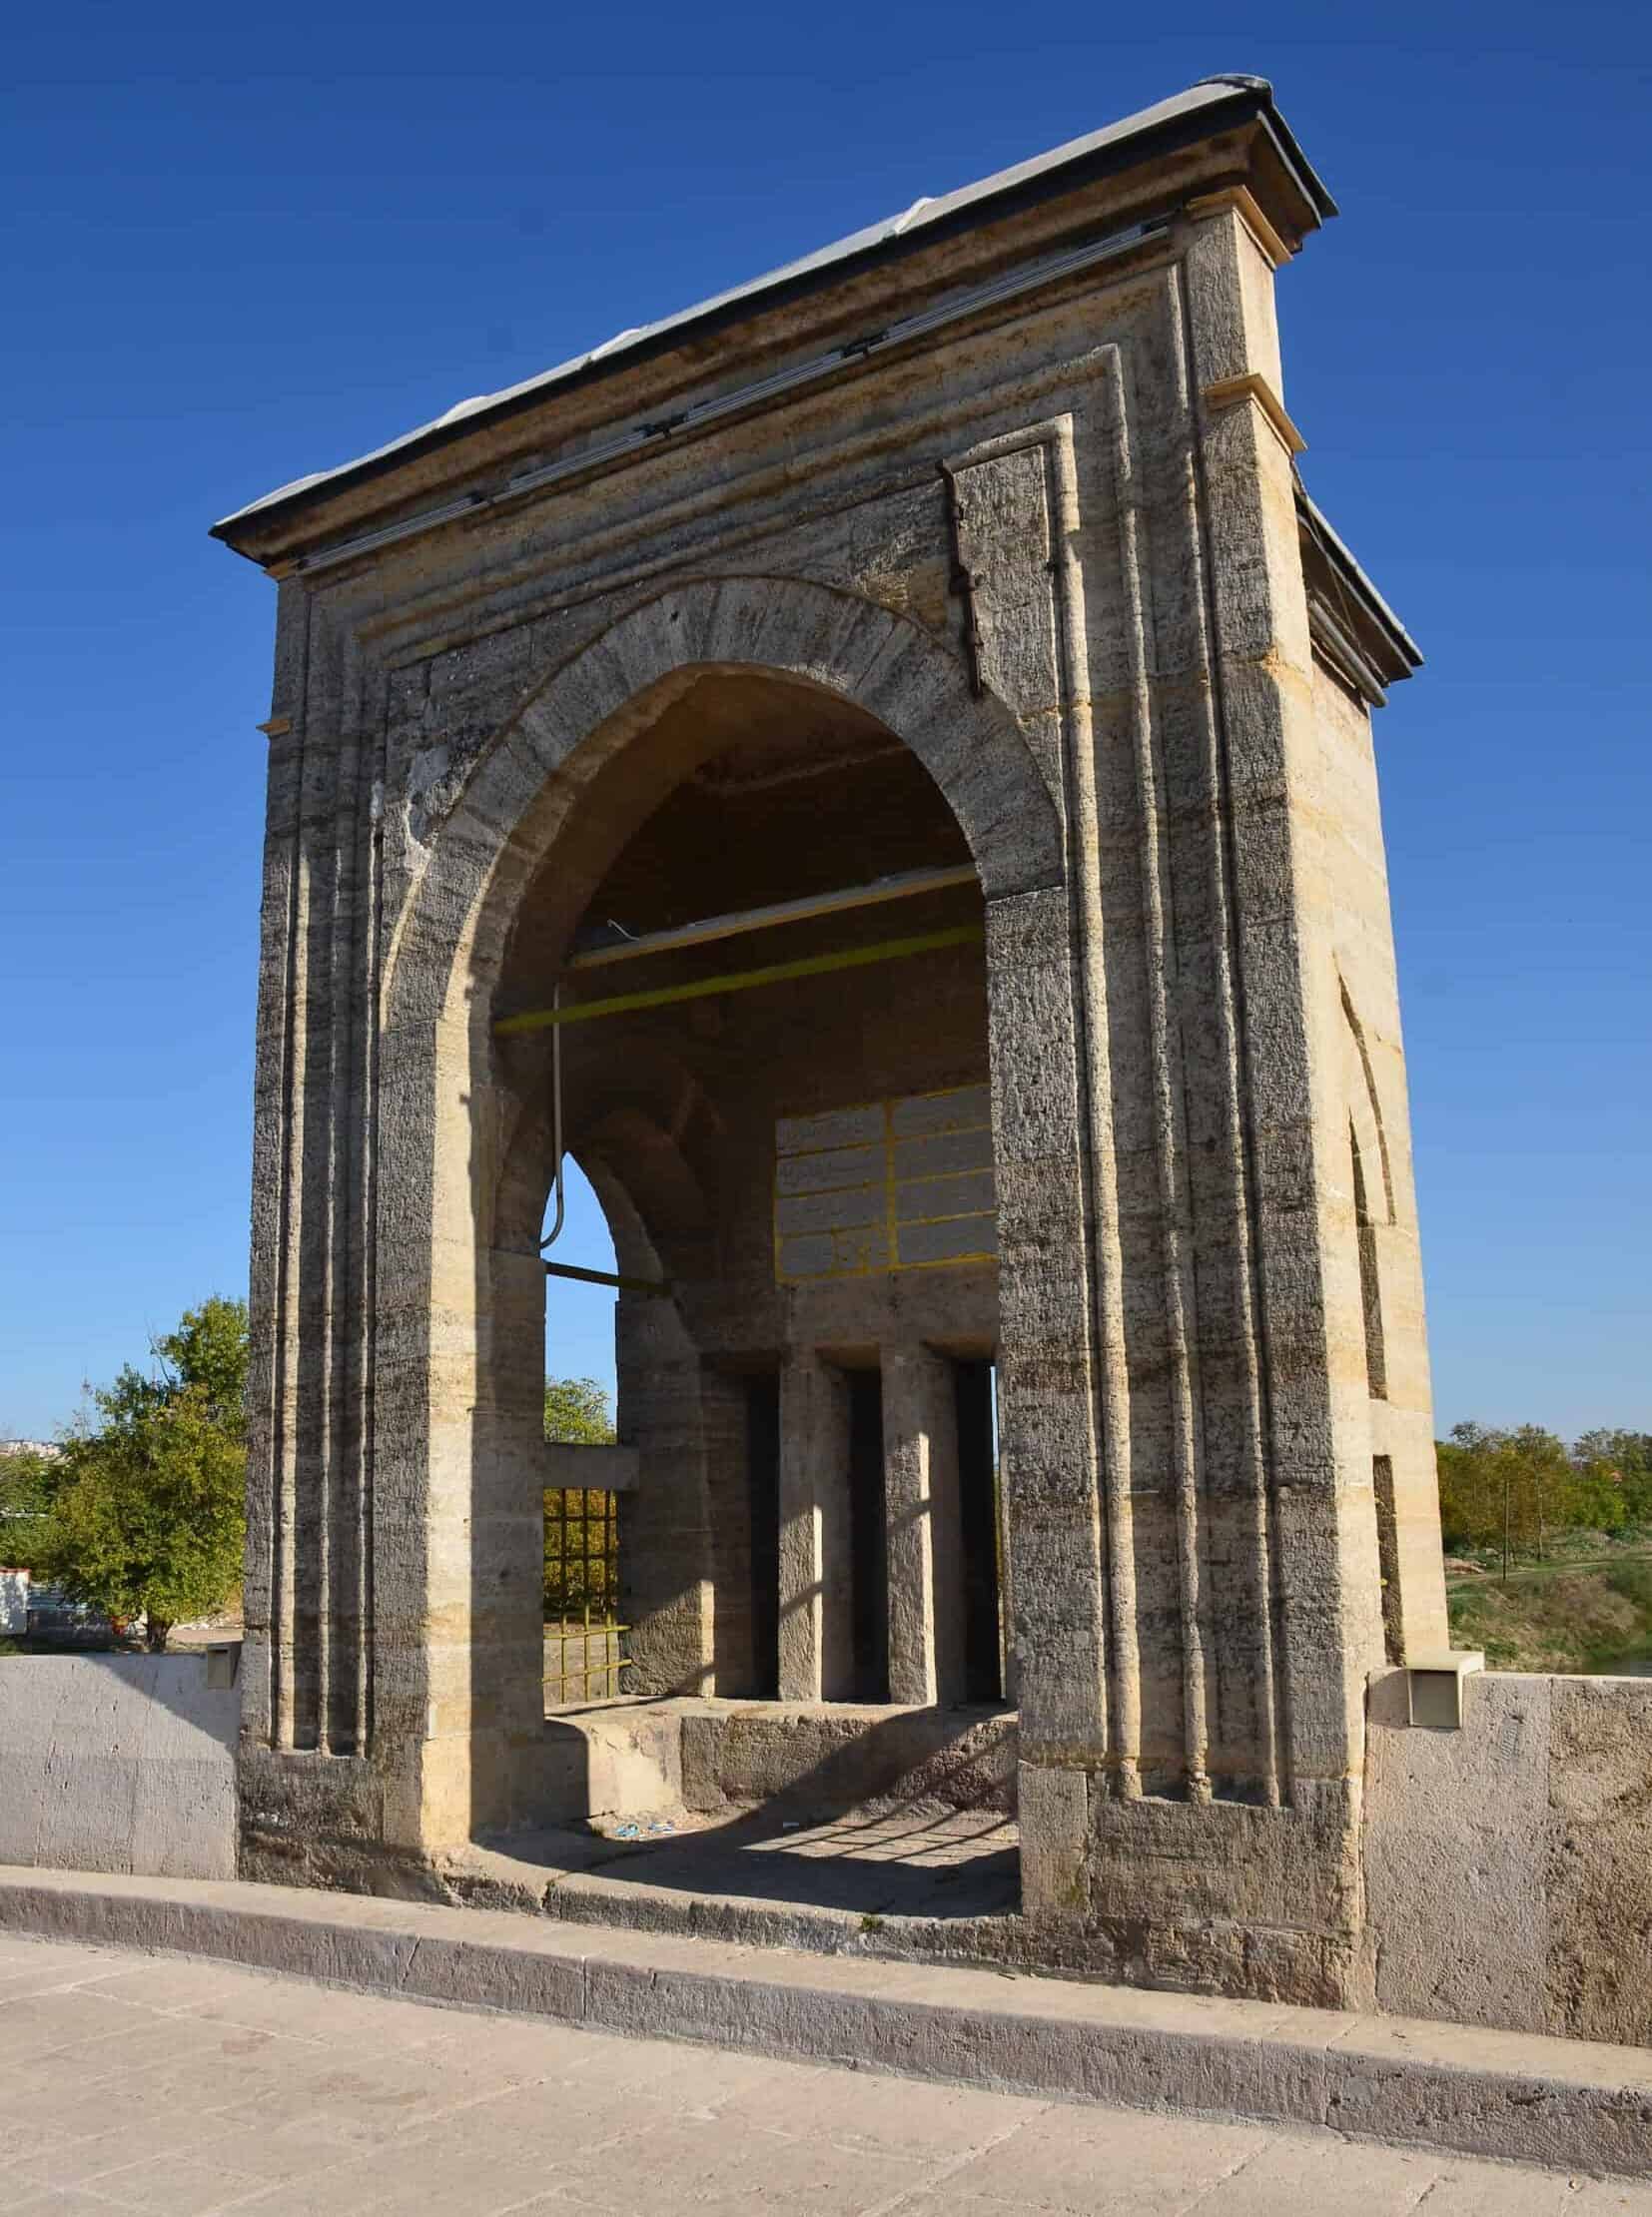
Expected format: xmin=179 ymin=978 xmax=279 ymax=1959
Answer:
xmin=213 ymin=75 xmax=1331 ymax=541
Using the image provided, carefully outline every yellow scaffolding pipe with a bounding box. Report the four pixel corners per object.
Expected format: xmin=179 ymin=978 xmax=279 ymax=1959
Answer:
xmin=563 ymin=863 xmax=978 ymax=973
xmin=494 ymin=922 xmax=986 ymax=1038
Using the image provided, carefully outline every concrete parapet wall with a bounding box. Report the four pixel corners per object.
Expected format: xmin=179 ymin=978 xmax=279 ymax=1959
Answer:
xmin=0 ymin=1655 xmax=238 ymax=1881
xmin=1364 ymin=1668 xmax=1652 ymax=2047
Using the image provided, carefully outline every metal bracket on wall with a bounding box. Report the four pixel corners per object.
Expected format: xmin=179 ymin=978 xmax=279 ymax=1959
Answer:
xmin=1405 ymin=1649 xmax=1484 ymax=1730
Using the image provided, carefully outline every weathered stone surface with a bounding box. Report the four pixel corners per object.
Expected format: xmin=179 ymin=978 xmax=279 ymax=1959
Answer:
xmin=1365 ymin=1670 xmax=1652 ymax=2049
xmin=673 ymin=1698 xmax=1017 ymax=1818
xmin=0 ymin=1656 xmax=237 ymax=1880
xmin=1365 ymin=1667 xmax=1550 ymax=2033
xmin=1547 ymin=1679 xmax=1652 ymax=2047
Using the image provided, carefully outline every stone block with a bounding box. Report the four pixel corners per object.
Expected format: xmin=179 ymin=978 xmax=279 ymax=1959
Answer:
xmin=0 ymin=1655 xmax=238 ymax=1883
xmin=1365 ymin=1669 xmax=1550 ymax=2033
xmin=1546 ymin=1676 xmax=1652 ymax=2047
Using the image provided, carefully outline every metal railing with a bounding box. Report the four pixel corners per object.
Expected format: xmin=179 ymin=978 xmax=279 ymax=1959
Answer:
xmin=543 ymin=1613 xmax=630 ymax=1706
xmin=543 ymin=1486 xmax=628 ymax=1706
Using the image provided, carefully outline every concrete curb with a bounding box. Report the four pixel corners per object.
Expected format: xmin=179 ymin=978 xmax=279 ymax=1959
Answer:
xmin=2 ymin=1866 xmax=1650 ymax=2178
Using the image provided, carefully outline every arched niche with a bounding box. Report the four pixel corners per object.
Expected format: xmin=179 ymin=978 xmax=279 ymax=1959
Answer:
xmin=371 ymin=575 xmax=1074 ymax=1842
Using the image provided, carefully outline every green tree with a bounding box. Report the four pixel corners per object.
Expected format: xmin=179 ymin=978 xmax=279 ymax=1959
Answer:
xmin=1502 ymin=1424 xmax=1575 ymax=1555
xmin=158 ymin=1296 xmax=251 ymax=1433
xmin=543 ymin=1375 xmax=615 ymax=1445
xmin=33 ymin=1297 xmax=249 ymax=1650
xmin=1437 ymin=1420 xmax=1607 ymax=1561
xmin=36 ymin=1397 xmax=244 ymax=1650
xmin=1573 ymin=1430 xmax=1652 ymax=1529
xmin=1436 ymin=1422 xmax=1500 ymax=1554
xmin=0 ymin=1445 xmax=66 ymax=1573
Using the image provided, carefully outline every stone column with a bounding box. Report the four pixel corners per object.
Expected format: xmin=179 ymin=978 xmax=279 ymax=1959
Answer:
xmin=468 ymin=1241 xmax=561 ymax=1829
xmin=241 ymin=584 xmax=388 ymax=1814
xmin=616 ymin=1292 xmax=714 ymax=1699
xmin=1180 ymin=194 xmax=1391 ymax=1794
xmin=882 ymin=1345 xmax=966 ymax=1708
xmin=700 ymin=1366 xmax=757 ymax=1697
xmin=778 ymin=1352 xmax=850 ymax=1702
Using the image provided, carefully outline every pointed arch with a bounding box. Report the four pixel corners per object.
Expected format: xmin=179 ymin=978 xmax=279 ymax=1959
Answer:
xmin=367 ymin=572 xmax=1069 ymax=1836
xmin=1338 ymin=972 xmax=1394 ymax=1226
xmin=385 ymin=573 xmax=1064 ymax=1028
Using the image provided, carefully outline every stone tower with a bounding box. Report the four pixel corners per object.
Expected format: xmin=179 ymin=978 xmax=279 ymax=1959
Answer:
xmin=215 ymin=75 xmax=1445 ymax=2006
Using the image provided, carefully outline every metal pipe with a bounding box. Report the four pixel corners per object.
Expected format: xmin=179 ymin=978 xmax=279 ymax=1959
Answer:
xmin=545 ymin=1259 xmax=672 ymax=1297
xmin=539 ymin=983 xmax=566 ymax=1251
xmin=496 ymin=922 xmax=985 ymax=1037
xmin=565 ymin=863 xmax=976 ymax=973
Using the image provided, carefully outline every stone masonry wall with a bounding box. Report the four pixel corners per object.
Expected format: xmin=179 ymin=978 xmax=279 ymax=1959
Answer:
xmin=1364 ymin=1667 xmax=1652 ymax=2046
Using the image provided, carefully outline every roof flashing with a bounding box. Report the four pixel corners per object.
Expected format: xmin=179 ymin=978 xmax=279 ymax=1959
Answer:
xmin=1296 ymin=484 xmax=1421 ymax=700
xmin=213 ymin=75 xmax=1330 ymax=554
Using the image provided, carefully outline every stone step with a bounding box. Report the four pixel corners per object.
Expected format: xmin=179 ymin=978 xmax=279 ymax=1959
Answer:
xmin=467 ymin=1856 xmax=1017 ymax=1964
xmin=444 ymin=1807 xmax=1020 ymax=1962
xmin=2 ymin=1864 xmax=1649 ymax=2181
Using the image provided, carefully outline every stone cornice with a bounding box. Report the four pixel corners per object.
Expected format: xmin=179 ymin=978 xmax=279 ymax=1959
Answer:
xmin=1201 ymin=370 xmax=1307 ymax=456
xmin=1185 ymin=184 xmax=1292 ymax=268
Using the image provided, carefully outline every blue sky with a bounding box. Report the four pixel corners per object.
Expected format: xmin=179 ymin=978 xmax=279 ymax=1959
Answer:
xmin=1 ymin=1 xmax=1646 ymax=1442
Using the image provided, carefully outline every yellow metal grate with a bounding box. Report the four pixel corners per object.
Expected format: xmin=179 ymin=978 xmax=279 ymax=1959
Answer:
xmin=773 ymin=1085 xmax=998 ymax=1283
xmin=543 ymin=1487 xmax=627 ymax=1706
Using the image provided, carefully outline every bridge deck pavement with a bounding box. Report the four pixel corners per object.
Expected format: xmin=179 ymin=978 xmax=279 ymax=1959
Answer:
xmin=2 ymin=1869 xmax=1651 ymax=2191
xmin=1 ymin=1931 xmax=1647 ymax=2215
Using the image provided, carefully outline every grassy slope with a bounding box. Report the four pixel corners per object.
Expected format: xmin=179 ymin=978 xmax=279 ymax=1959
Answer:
xmin=1446 ymin=1539 xmax=1652 ymax=1673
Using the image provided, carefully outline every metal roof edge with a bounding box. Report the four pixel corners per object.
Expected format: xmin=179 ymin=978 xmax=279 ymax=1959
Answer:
xmin=1295 ymin=484 xmax=1422 ymax=678
xmin=213 ymin=75 xmax=1330 ymax=552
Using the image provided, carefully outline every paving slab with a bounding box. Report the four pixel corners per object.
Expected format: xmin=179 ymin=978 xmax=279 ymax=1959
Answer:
xmin=1 ymin=1864 xmax=1650 ymax=2182
xmin=2 ymin=1925 xmax=1652 ymax=2213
